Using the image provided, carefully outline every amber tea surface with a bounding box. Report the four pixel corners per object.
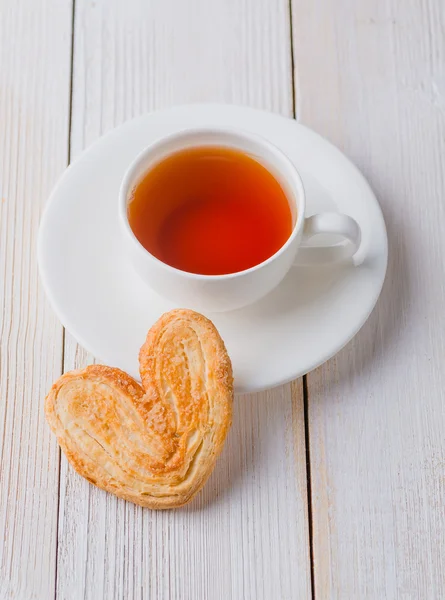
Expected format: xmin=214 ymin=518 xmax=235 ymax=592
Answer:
xmin=127 ymin=146 xmax=293 ymax=275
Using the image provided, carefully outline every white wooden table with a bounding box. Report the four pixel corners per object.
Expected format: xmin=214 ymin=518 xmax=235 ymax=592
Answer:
xmin=1 ymin=1 xmax=444 ymax=598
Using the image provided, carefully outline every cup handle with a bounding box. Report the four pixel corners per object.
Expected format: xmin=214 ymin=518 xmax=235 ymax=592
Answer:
xmin=294 ymin=212 xmax=362 ymax=266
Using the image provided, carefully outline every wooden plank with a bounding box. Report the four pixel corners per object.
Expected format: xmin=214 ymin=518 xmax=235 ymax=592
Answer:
xmin=57 ymin=1 xmax=311 ymax=599
xmin=291 ymin=0 xmax=445 ymax=596
xmin=0 ymin=0 xmax=73 ymax=597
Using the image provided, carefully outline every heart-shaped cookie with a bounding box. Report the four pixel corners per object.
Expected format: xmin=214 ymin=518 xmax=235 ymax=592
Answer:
xmin=45 ymin=309 xmax=233 ymax=508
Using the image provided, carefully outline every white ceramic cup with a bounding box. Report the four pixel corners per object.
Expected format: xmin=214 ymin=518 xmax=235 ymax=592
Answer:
xmin=118 ymin=128 xmax=361 ymax=312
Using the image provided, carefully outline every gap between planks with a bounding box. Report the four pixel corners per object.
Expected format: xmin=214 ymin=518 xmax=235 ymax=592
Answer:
xmin=54 ymin=1 xmax=77 ymax=598
xmin=288 ymin=1 xmax=315 ymax=597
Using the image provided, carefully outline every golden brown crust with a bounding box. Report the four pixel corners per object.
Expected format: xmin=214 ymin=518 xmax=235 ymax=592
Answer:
xmin=45 ymin=309 xmax=233 ymax=509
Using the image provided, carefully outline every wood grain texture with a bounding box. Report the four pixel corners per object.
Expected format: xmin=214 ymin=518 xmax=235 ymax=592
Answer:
xmin=0 ymin=0 xmax=73 ymax=597
xmin=291 ymin=0 xmax=445 ymax=597
xmin=57 ymin=1 xmax=311 ymax=599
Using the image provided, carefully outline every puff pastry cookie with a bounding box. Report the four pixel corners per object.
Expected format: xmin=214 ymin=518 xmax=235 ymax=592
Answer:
xmin=45 ymin=309 xmax=233 ymax=508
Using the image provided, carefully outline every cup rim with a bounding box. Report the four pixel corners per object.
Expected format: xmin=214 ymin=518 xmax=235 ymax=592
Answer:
xmin=118 ymin=126 xmax=306 ymax=281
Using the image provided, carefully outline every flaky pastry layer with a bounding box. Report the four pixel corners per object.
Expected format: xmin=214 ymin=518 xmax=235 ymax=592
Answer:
xmin=45 ymin=309 xmax=233 ymax=508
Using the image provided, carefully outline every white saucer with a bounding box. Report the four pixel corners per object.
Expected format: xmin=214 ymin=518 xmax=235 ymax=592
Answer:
xmin=38 ymin=104 xmax=387 ymax=393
